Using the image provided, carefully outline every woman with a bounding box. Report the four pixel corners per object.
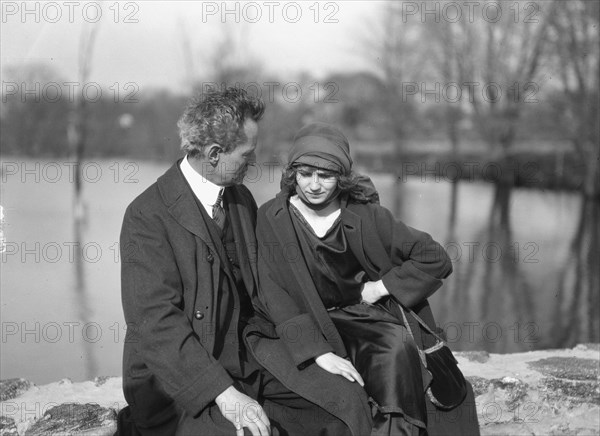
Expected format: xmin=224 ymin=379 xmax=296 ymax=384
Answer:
xmin=248 ymin=123 xmax=479 ymax=436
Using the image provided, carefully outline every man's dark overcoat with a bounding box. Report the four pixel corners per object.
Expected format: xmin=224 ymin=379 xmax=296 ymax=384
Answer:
xmin=120 ymin=162 xmax=372 ymax=435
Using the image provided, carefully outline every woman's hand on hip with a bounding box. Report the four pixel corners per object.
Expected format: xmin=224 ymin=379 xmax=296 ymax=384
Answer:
xmin=315 ymin=352 xmax=365 ymax=386
xmin=361 ymin=280 xmax=389 ymax=305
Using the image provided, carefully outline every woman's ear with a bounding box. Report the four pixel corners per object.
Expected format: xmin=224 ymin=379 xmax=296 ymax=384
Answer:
xmin=206 ymin=144 xmax=223 ymax=166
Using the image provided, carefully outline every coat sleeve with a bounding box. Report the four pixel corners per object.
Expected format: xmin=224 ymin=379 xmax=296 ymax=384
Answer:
xmin=120 ymin=204 xmax=233 ymax=415
xmin=372 ymin=205 xmax=453 ymax=308
xmin=254 ymin=210 xmax=335 ymax=367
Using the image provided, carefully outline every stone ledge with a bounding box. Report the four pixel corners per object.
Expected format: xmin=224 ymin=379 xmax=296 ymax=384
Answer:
xmin=0 ymin=377 xmax=124 ymax=436
xmin=456 ymin=345 xmax=599 ymax=435
xmin=1 ymin=346 xmax=598 ymax=435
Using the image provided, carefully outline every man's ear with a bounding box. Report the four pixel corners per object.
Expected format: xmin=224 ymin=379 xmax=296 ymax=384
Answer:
xmin=206 ymin=144 xmax=223 ymax=166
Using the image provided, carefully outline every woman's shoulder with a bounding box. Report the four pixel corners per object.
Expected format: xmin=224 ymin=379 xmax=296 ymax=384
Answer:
xmin=346 ymin=198 xmax=393 ymax=221
xmin=257 ymin=191 xmax=289 ymax=218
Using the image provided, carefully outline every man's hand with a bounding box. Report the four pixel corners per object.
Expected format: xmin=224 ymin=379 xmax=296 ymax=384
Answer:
xmin=315 ymin=352 xmax=365 ymax=386
xmin=215 ymin=385 xmax=271 ymax=436
xmin=361 ymin=280 xmax=389 ymax=305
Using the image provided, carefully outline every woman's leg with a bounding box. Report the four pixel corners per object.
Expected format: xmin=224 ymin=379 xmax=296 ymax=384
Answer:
xmin=329 ymin=303 xmax=429 ymax=436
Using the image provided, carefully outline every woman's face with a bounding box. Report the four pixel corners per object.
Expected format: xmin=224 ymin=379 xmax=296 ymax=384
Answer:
xmin=295 ymin=165 xmax=339 ymax=205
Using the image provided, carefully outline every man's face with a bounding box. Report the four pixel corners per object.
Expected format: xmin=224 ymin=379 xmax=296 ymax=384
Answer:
xmin=218 ymin=119 xmax=258 ymax=186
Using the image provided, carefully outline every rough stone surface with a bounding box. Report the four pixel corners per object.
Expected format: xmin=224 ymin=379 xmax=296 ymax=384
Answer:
xmin=490 ymin=377 xmax=529 ymax=409
xmin=526 ymin=356 xmax=600 ymax=406
xmin=458 ymin=345 xmax=599 ymax=435
xmin=458 ymin=351 xmax=491 ymax=363
xmin=466 ymin=376 xmax=492 ymax=397
xmin=93 ymin=377 xmax=116 ymax=388
xmin=0 ymin=416 xmax=19 ymax=436
xmin=0 ymin=376 xmax=125 ymax=435
xmin=539 ymin=376 xmax=600 ymax=404
xmin=527 ymin=357 xmax=599 ymax=381
xmin=574 ymin=343 xmax=600 ymax=352
xmin=0 ymin=346 xmax=598 ymax=435
xmin=24 ymin=403 xmax=116 ymax=436
xmin=0 ymin=380 xmax=33 ymax=402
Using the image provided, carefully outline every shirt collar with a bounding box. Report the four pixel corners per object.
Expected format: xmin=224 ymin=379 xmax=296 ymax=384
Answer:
xmin=180 ymin=155 xmax=223 ymax=215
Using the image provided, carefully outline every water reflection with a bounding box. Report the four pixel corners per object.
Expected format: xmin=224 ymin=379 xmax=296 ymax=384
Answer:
xmin=0 ymin=159 xmax=595 ymax=383
xmin=372 ymin=173 xmax=591 ymax=353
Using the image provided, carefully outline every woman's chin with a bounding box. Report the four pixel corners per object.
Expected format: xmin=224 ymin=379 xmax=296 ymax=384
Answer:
xmin=306 ymin=198 xmax=326 ymax=205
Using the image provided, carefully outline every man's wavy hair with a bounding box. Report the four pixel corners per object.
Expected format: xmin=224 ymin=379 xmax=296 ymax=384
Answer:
xmin=281 ymin=163 xmax=380 ymax=204
xmin=177 ymin=87 xmax=265 ymax=157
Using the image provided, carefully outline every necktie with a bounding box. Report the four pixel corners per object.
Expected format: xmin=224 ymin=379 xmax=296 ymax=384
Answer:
xmin=212 ymin=188 xmax=226 ymax=231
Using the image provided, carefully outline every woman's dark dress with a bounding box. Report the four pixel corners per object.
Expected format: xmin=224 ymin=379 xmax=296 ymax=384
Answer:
xmin=289 ymin=203 xmax=479 ymax=436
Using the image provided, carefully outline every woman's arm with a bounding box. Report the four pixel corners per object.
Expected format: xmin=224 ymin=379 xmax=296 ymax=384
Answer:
xmin=254 ymin=214 xmax=335 ymax=368
xmin=372 ymin=205 xmax=453 ymax=307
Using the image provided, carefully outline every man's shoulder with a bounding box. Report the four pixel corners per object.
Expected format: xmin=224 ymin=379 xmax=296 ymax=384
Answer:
xmin=123 ymin=182 xmax=164 ymax=221
xmin=124 ymin=163 xmax=178 ymax=217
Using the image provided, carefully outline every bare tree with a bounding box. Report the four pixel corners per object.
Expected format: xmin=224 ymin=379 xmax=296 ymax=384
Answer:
xmin=450 ymin=2 xmax=558 ymax=348
xmin=177 ymin=16 xmax=197 ymax=92
xmin=364 ymin=2 xmax=424 ymax=216
xmin=420 ymin=16 xmax=472 ymax=319
xmin=67 ymin=22 xmax=100 ymax=379
xmin=548 ymin=0 xmax=600 ymax=345
xmin=1 ymin=64 xmax=70 ymax=155
xmin=421 ymin=16 xmax=469 ymax=242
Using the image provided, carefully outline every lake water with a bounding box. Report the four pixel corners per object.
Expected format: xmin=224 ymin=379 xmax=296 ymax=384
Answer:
xmin=0 ymin=158 xmax=581 ymax=384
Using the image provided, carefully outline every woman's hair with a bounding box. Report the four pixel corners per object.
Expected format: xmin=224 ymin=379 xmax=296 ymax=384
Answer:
xmin=281 ymin=163 xmax=380 ymax=204
xmin=177 ymin=87 xmax=265 ymax=157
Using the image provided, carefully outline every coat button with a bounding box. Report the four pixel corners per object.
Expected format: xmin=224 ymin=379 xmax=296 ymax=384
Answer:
xmin=194 ymin=310 xmax=204 ymax=320
xmin=206 ymin=253 xmax=214 ymax=263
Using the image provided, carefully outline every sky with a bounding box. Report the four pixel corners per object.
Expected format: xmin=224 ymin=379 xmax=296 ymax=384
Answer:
xmin=1 ymin=1 xmax=385 ymax=93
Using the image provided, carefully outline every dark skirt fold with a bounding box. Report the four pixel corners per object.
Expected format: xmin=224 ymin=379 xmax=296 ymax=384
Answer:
xmin=329 ymin=300 xmax=480 ymax=436
xmin=328 ymin=302 xmax=429 ymax=435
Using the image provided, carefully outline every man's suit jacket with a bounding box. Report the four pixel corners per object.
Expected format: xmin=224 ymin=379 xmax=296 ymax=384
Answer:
xmin=120 ymin=160 xmax=258 ymax=430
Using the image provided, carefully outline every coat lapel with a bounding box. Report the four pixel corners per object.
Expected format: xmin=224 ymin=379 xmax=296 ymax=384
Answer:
xmin=266 ymin=194 xmax=346 ymax=351
xmin=158 ymin=162 xmax=212 ymax=245
xmin=157 ymin=161 xmax=232 ymax=282
xmin=340 ymin=203 xmax=385 ymax=281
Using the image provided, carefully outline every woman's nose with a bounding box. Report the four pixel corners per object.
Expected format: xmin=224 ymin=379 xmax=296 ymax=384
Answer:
xmin=309 ymin=174 xmax=321 ymax=189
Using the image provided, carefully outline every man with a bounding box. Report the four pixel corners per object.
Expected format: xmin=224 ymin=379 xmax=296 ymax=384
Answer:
xmin=118 ymin=88 xmax=371 ymax=436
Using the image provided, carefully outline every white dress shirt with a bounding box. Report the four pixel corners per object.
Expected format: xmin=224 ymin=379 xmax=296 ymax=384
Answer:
xmin=180 ymin=155 xmax=223 ymax=217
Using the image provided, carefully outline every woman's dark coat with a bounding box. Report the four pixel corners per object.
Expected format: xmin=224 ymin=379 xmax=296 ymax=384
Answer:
xmin=245 ymin=191 xmax=453 ymax=434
